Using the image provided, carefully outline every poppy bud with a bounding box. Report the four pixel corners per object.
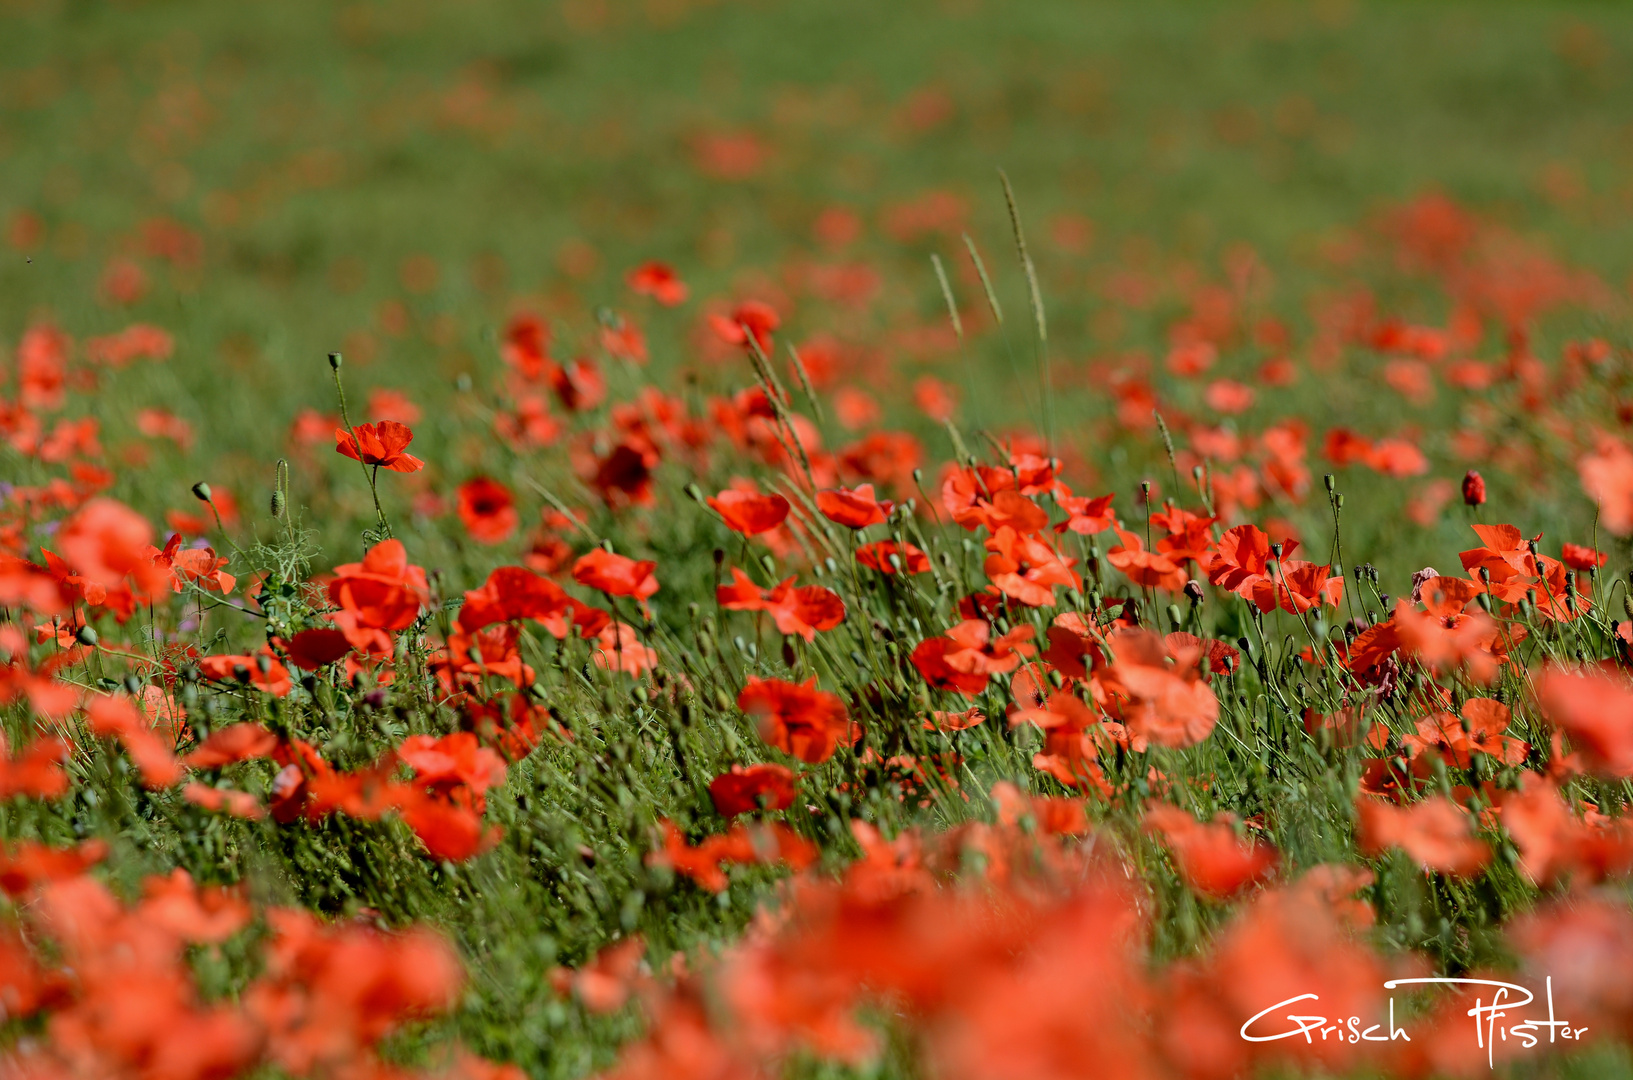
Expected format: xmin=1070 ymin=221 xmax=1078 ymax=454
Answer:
xmin=685 ymin=483 xmax=704 ymax=503
xmin=328 ymin=351 xmax=343 ymax=369
xmin=1324 ymin=473 xmax=1336 ymax=493
xmin=123 ymin=674 xmax=142 ymax=695
xmin=1184 ymin=580 xmax=1205 ymax=605
xmin=271 ymin=489 xmax=286 ymax=518
xmin=76 ymin=624 xmax=98 ymax=647
xmin=192 ymin=481 xmax=212 ymax=502
xmin=1461 ymin=470 xmax=1486 ymax=507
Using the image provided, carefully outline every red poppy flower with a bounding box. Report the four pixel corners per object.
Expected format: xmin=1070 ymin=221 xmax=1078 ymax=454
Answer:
xmin=708 ymin=763 xmax=797 ymax=817
xmin=707 ymin=489 xmax=790 ymax=535
xmin=592 ymin=622 xmax=659 ymax=677
xmin=1562 ymin=542 xmax=1606 ymax=570
xmin=198 ymin=651 xmax=293 ymax=697
xmin=84 ymin=693 xmax=183 ymax=788
xmin=460 ymin=566 xmax=573 ymax=634
xmin=737 ymin=676 xmax=852 ymax=764
xmin=986 ymin=525 xmax=1081 ymax=605
xmin=334 ymin=420 xmax=425 ymax=473
xmin=816 ymin=484 xmax=894 ymax=528
xmin=184 ymin=782 xmax=265 ymax=819
xmin=1354 ymin=795 xmax=1490 ymax=877
xmin=328 ymin=539 xmax=430 ymax=631
xmin=0 ymin=733 xmax=69 ymax=799
xmin=1144 ymin=804 xmax=1278 ymax=899
xmin=708 ymin=300 xmax=780 ymax=352
xmin=283 ymin=628 xmax=353 ymax=671
xmin=184 ymin=722 xmax=278 ymax=768
xmin=457 ymin=476 xmax=519 ymax=545
xmin=1536 ymin=665 xmax=1633 ymax=777
xmin=715 ymin=568 xmax=845 ymax=641
xmin=628 ymin=261 xmax=688 ymax=306
xmin=855 ymin=540 xmax=930 ymax=575
xmin=573 ymin=549 xmax=659 ymax=602
xmin=911 ymin=620 xmax=1035 ymax=695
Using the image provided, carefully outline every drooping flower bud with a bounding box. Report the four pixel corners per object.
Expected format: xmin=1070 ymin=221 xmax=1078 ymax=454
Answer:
xmin=1461 ymin=469 xmax=1486 ymax=507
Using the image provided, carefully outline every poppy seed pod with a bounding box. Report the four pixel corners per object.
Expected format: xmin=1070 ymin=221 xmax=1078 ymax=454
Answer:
xmin=191 ymin=481 xmax=212 ymax=502
xmin=1462 ymin=470 xmax=1486 ymax=507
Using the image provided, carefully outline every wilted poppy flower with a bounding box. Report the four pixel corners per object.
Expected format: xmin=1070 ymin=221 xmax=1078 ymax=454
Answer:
xmin=628 ymin=261 xmax=688 ymax=306
xmin=457 ymin=476 xmax=519 ymax=544
xmin=573 ymin=548 xmax=659 ymax=602
xmin=816 ymin=484 xmax=894 ymax=528
xmin=707 ymin=488 xmax=790 ymax=535
xmin=738 ymin=676 xmax=852 ymax=764
xmin=855 ymin=540 xmax=929 ymax=575
xmin=709 ymin=763 xmax=797 ymax=817
xmin=334 ymin=420 xmax=425 ymax=473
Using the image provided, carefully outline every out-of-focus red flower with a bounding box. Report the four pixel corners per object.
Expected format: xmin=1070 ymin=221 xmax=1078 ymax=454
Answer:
xmin=367 ymin=387 xmax=421 ymax=424
xmin=198 ymin=651 xmax=293 ymax=697
xmin=1144 ymin=803 xmax=1278 ymax=899
xmin=183 ymin=783 xmax=265 ymax=819
xmin=1354 ymin=795 xmax=1490 ymax=877
xmin=1096 ymin=629 xmax=1220 ymax=749
xmin=1536 ymin=664 xmax=1633 ymax=777
xmin=84 ymin=693 xmax=183 ymax=788
xmin=56 ymin=497 xmax=171 ymax=605
xmin=708 ymin=301 xmax=780 ymax=353
xmin=184 ymin=722 xmax=278 ymax=769
xmin=593 ymin=622 xmax=658 ymax=677
xmin=562 ymin=937 xmax=648 ymax=1014
xmin=1106 ymin=528 xmax=1186 ymax=594
xmin=738 ymin=676 xmax=852 ymax=764
xmin=0 ymin=839 xmax=109 ymax=897
xmin=573 ymin=548 xmax=659 ymax=602
xmin=456 ymin=476 xmax=518 ymax=545
xmin=1562 ymin=542 xmax=1606 ymax=570
xmin=709 ymin=763 xmax=797 ymax=818
xmin=628 ymin=261 xmax=688 ymax=306
xmin=707 ymin=488 xmax=790 ymax=535
xmin=334 ymin=420 xmax=425 ymax=472
xmin=0 ymin=731 xmax=69 ymax=799
xmin=817 ymin=484 xmax=893 ymax=528
xmin=855 ymin=540 xmax=930 ymax=575
xmin=1579 ymin=435 xmax=1633 ymax=535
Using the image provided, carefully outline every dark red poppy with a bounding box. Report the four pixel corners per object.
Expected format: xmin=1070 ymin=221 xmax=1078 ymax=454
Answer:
xmin=708 ymin=763 xmax=797 ymax=817
xmin=1462 ymin=469 xmax=1486 ymax=507
xmin=457 ymin=477 xmax=519 ymax=545
xmin=707 ymin=489 xmax=790 ymax=535
xmin=855 ymin=540 xmax=930 ymax=575
xmin=284 ymin=628 xmax=352 ymax=671
xmin=334 ymin=420 xmax=425 ymax=473
xmin=816 ymin=484 xmax=893 ymax=529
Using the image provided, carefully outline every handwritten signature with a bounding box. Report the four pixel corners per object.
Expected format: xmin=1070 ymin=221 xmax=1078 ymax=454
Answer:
xmin=1241 ymin=978 xmax=1589 ymax=1069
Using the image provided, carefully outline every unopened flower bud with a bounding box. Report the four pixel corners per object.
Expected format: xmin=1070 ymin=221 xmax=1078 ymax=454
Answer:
xmin=328 ymin=352 xmax=343 ymax=369
xmin=191 ymin=481 xmax=212 ymax=502
xmin=271 ymin=489 xmax=286 ymax=518
xmin=1184 ymin=580 xmax=1205 ymax=604
xmin=76 ymin=625 xmax=98 ymax=647
xmin=1462 ymin=470 xmax=1486 ymax=507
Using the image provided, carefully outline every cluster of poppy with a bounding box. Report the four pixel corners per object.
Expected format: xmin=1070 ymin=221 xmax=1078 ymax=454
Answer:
xmin=0 ymin=849 xmax=521 ymax=1080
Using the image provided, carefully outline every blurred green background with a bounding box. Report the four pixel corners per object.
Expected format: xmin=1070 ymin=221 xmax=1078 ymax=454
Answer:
xmin=3 ymin=0 xmax=1632 ymax=564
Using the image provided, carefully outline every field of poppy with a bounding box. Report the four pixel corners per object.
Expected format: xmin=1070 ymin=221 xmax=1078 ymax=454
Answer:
xmin=9 ymin=2 xmax=1633 ymax=1078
